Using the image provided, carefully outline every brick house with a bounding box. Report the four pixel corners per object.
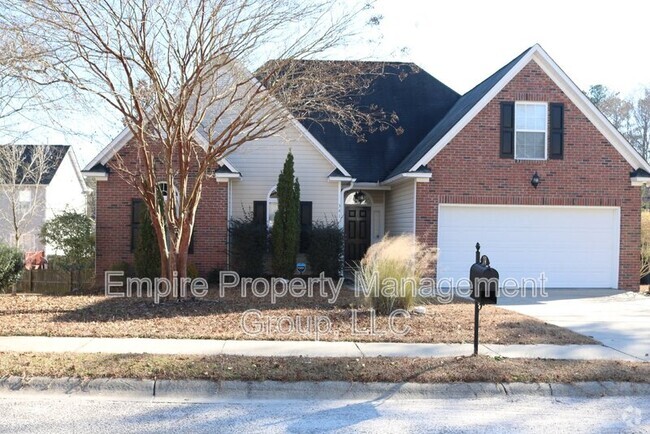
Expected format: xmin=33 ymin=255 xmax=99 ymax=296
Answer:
xmin=83 ymin=44 xmax=650 ymax=290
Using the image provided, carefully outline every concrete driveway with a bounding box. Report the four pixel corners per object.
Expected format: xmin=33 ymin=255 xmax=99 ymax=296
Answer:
xmin=498 ymin=289 xmax=650 ymax=362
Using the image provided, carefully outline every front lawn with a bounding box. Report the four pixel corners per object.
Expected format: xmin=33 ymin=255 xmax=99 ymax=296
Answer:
xmin=1 ymin=352 xmax=648 ymax=383
xmin=0 ymin=289 xmax=594 ymax=345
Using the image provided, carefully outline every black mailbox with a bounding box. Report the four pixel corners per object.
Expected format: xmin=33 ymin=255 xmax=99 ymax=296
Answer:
xmin=469 ymin=244 xmax=498 ymax=305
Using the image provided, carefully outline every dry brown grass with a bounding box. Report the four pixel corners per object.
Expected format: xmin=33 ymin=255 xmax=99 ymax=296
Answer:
xmin=1 ymin=352 xmax=648 ymax=383
xmin=0 ymin=289 xmax=595 ymax=344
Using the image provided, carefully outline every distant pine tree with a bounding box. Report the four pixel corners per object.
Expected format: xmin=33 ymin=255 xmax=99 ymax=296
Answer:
xmin=272 ymin=151 xmax=300 ymax=277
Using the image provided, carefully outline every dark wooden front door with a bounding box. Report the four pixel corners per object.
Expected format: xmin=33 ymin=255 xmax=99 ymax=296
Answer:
xmin=345 ymin=206 xmax=371 ymax=262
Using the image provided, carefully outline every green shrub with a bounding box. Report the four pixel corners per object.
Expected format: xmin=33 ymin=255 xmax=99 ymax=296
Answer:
xmin=134 ymin=205 xmax=161 ymax=279
xmin=307 ymin=220 xmax=344 ymax=277
xmin=358 ymin=235 xmax=436 ymax=315
xmin=271 ymin=151 xmax=300 ymax=277
xmin=229 ymin=213 xmax=267 ymax=277
xmin=0 ymin=244 xmax=23 ymax=293
xmin=40 ymin=210 xmax=95 ymax=271
xmin=187 ymin=263 xmax=199 ymax=280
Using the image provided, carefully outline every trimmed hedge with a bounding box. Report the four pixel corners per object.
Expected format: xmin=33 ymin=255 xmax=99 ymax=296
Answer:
xmin=307 ymin=221 xmax=344 ymax=277
xmin=229 ymin=214 xmax=267 ymax=277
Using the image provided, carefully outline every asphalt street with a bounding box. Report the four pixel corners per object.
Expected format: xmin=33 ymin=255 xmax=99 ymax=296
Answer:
xmin=1 ymin=394 xmax=648 ymax=433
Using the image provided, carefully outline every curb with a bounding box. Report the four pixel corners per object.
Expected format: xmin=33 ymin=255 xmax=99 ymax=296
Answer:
xmin=1 ymin=377 xmax=650 ymax=401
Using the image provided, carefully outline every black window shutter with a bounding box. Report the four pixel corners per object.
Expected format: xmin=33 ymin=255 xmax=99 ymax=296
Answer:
xmin=131 ymin=199 xmax=143 ymax=252
xmin=299 ymin=201 xmax=312 ymax=253
xmin=549 ymin=103 xmax=564 ymax=159
xmin=188 ymin=232 xmax=195 ymax=254
xmin=500 ymin=102 xmax=515 ymax=158
xmin=253 ymin=201 xmax=267 ymax=227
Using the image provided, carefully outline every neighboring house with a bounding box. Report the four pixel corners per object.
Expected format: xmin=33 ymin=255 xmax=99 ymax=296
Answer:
xmin=83 ymin=44 xmax=650 ymax=290
xmin=0 ymin=145 xmax=88 ymax=254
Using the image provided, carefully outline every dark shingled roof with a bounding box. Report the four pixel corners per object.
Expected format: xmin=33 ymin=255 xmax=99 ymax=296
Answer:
xmin=85 ymin=163 xmax=109 ymax=174
xmin=386 ymin=47 xmax=532 ymax=179
xmin=0 ymin=144 xmax=69 ymax=184
xmin=274 ymin=61 xmax=460 ymax=182
xmin=631 ymin=168 xmax=650 ymax=178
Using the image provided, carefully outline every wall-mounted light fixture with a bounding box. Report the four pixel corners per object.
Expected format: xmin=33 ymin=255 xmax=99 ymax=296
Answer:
xmin=531 ymin=171 xmax=540 ymax=189
xmin=353 ymin=191 xmax=366 ymax=204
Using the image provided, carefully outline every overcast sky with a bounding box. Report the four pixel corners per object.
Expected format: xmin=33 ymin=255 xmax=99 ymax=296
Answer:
xmin=23 ymin=0 xmax=650 ymax=165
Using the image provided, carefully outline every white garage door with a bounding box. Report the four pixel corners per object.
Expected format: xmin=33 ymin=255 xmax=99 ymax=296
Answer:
xmin=437 ymin=205 xmax=620 ymax=289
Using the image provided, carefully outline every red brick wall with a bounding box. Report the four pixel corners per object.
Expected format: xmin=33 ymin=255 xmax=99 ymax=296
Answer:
xmin=415 ymin=60 xmax=641 ymax=290
xmin=95 ymin=139 xmax=228 ymax=284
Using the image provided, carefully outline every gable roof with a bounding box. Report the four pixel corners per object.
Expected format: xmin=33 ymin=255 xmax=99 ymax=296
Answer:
xmin=386 ymin=48 xmax=531 ymax=180
xmin=286 ymin=61 xmax=460 ymax=182
xmin=388 ymin=44 xmax=650 ymax=180
xmin=0 ymin=144 xmax=70 ymax=184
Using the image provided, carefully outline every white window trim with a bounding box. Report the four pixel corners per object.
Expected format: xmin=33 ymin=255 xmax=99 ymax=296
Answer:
xmin=514 ymin=101 xmax=548 ymax=161
xmin=267 ymin=186 xmax=278 ymax=229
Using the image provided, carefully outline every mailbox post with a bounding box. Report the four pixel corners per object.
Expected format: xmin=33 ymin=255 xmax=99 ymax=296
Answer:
xmin=469 ymin=242 xmax=499 ymax=356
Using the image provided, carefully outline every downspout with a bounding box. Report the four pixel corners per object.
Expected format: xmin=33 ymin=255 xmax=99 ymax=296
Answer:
xmin=226 ymin=179 xmax=232 ymax=271
xmin=339 ymin=179 xmax=356 ymax=277
xmin=339 ymin=179 xmax=356 ymax=228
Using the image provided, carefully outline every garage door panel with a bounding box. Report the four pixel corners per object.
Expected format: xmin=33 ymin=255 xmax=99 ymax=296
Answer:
xmin=437 ymin=205 xmax=620 ymax=288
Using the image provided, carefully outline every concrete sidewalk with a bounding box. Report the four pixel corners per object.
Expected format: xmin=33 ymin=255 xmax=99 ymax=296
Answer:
xmin=0 ymin=336 xmax=644 ymax=362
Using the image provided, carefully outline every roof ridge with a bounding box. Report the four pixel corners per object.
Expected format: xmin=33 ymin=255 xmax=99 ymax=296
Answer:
xmin=384 ymin=46 xmax=534 ymax=180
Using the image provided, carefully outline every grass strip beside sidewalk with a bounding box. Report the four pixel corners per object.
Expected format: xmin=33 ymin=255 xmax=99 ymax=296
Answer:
xmin=1 ymin=352 xmax=648 ymax=384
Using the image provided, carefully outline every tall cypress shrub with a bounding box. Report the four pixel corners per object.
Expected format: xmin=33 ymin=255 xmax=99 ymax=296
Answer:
xmin=135 ymin=206 xmax=161 ymax=279
xmin=272 ymin=151 xmax=300 ymax=277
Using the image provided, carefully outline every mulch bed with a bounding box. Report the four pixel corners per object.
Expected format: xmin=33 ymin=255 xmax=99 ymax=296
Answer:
xmin=0 ymin=288 xmax=596 ymax=345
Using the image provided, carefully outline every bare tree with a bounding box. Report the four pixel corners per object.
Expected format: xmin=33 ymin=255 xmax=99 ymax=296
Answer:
xmin=0 ymin=145 xmax=56 ymax=294
xmin=0 ymin=145 xmax=56 ymax=248
xmin=632 ymin=89 xmax=650 ymax=161
xmin=7 ymin=0 xmax=400 ymax=280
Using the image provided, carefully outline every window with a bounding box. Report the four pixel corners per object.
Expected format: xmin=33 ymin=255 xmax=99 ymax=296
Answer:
xmin=514 ymin=102 xmax=547 ymax=160
xmin=253 ymin=201 xmax=267 ymax=227
xmin=267 ymin=187 xmax=278 ymax=228
xmin=299 ymin=201 xmax=312 ymax=253
xmin=157 ymin=182 xmax=169 ymax=201
xmin=19 ymin=189 xmax=32 ymax=203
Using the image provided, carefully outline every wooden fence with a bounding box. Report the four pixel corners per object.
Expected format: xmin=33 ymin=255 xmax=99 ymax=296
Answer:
xmin=16 ymin=269 xmax=95 ymax=295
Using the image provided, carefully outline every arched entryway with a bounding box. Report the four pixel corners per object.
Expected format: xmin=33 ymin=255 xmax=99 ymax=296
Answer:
xmin=344 ymin=190 xmax=384 ymax=263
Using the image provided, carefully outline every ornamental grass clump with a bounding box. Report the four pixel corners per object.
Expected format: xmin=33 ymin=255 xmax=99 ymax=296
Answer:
xmin=358 ymin=235 xmax=436 ymax=315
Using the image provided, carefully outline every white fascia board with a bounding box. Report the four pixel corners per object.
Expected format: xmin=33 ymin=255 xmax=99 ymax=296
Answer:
xmin=410 ymin=44 xmax=650 ymax=174
xmin=631 ymin=177 xmax=650 ymax=186
xmin=65 ymin=147 xmax=91 ymax=193
xmin=84 ymin=127 xmax=133 ymax=171
xmin=353 ymin=182 xmax=392 ymax=190
xmin=410 ymin=49 xmax=536 ymax=170
xmin=81 ymin=171 xmax=108 ymax=181
xmin=382 ymin=172 xmax=432 ymax=185
xmin=328 ymin=176 xmax=354 ymax=182
xmin=532 ymin=47 xmax=650 ymax=173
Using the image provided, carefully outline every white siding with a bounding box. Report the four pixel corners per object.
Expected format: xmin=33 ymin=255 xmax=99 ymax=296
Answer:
xmin=227 ymin=126 xmax=339 ymax=223
xmin=45 ymin=152 xmax=87 ymax=220
xmin=0 ymin=186 xmax=46 ymax=251
xmin=385 ymin=179 xmax=415 ymax=235
xmin=44 ymin=151 xmax=88 ymax=255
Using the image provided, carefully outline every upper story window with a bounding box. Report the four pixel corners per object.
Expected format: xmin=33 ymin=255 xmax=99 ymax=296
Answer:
xmin=157 ymin=182 xmax=169 ymax=201
xmin=19 ymin=189 xmax=32 ymax=203
xmin=514 ymin=102 xmax=547 ymax=160
xmin=267 ymin=187 xmax=278 ymax=228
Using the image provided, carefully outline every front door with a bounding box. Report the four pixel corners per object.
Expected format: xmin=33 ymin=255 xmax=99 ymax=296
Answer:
xmin=345 ymin=206 xmax=371 ymax=262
